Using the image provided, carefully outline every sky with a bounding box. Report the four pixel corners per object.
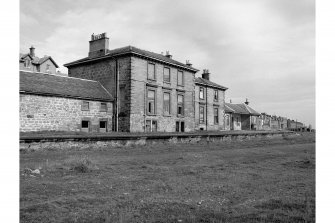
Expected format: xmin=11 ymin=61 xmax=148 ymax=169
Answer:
xmin=20 ymin=0 xmax=315 ymax=127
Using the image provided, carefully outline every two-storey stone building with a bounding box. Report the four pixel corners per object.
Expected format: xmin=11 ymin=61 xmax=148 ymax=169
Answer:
xmin=64 ymin=33 xmax=199 ymax=132
xmin=194 ymin=70 xmax=228 ymax=131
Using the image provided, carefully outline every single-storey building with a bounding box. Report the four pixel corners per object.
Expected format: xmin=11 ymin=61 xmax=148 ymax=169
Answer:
xmin=20 ymin=71 xmax=114 ymax=132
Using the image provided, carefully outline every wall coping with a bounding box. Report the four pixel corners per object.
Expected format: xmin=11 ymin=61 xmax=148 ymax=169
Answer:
xmin=20 ymin=130 xmax=295 ymax=143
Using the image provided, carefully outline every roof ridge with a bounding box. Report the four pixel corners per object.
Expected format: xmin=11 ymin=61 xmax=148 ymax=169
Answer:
xmin=19 ymin=70 xmax=99 ymax=83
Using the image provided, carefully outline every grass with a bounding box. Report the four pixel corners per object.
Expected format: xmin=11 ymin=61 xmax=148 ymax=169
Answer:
xmin=20 ymin=132 xmax=315 ymax=222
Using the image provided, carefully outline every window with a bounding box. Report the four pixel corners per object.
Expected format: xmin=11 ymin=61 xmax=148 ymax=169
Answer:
xmin=99 ymin=121 xmax=107 ymax=132
xmin=226 ymin=115 xmax=230 ymax=125
xmin=177 ymin=94 xmax=184 ymax=116
xmin=176 ymin=121 xmax=185 ymax=132
xmin=214 ymin=90 xmax=218 ymax=101
xmin=100 ymin=103 xmax=107 ymax=111
xmin=81 ymin=120 xmax=90 ymax=132
xmin=214 ymin=107 xmax=219 ymax=124
xmin=199 ymin=87 xmax=204 ymax=99
xmin=46 ymin=64 xmax=50 ymax=73
xmin=177 ymin=71 xmax=184 ymax=86
xmin=148 ymin=63 xmax=155 ymax=80
xmin=82 ymin=101 xmax=89 ymax=111
xmin=24 ymin=60 xmax=31 ymax=68
xmin=147 ymin=89 xmax=156 ymax=115
xmin=146 ymin=120 xmax=157 ymax=132
xmin=199 ymin=106 xmax=205 ymax=123
xmin=163 ymin=92 xmax=170 ymax=115
xmin=163 ymin=67 xmax=170 ymax=82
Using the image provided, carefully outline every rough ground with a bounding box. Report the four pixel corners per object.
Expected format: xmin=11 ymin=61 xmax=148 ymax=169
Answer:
xmin=20 ymin=132 xmax=315 ymax=223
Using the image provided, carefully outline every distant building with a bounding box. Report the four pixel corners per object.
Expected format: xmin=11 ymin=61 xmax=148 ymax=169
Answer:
xmin=194 ymin=69 xmax=228 ymax=131
xmin=224 ymin=100 xmax=260 ymax=130
xmin=20 ymin=46 xmax=59 ymax=74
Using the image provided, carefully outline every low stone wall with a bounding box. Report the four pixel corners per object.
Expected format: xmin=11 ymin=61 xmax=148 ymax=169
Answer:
xmin=20 ymin=131 xmax=297 ymax=151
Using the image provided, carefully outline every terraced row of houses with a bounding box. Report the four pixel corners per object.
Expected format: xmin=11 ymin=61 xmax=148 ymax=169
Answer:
xmin=19 ymin=32 xmax=306 ymax=133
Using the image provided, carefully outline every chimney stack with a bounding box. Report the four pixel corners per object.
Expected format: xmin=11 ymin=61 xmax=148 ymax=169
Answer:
xmin=202 ymin=69 xmax=210 ymax=80
xmin=29 ymin=45 xmax=35 ymax=57
xmin=89 ymin=32 xmax=109 ymax=58
xmin=186 ymin=60 xmax=192 ymax=66
xmin=165 ymin=51 xmax=172 ymax=58
xmin=245 ymin=98 xmax=249 ymax=105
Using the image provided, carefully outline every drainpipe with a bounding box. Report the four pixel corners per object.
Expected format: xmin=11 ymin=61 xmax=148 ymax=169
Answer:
xmin=115 ymin=59 xmax=119 ymax=132
xmin=205 ymin=87 xmax=208 ymax=131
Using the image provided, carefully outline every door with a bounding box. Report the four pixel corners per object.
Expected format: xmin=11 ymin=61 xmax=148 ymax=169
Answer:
xmin=231 ymin=117 xmax=234 ymax=130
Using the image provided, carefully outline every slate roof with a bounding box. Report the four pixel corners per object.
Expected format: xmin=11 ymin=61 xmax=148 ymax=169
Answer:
xmin=195 ymin=77 xmax=228 ymax=90
xmin=64 ymin=46 xmax=199 ymax=72
xmin=225 ymin=103 xmax=260 ymax=116
xmin=20 ymin=71 xmax=113 ymax=101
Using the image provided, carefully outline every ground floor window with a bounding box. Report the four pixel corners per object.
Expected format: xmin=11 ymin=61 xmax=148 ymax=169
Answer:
xmin=99 ymin=121 xmax=107 ymax=132
xmin=81 ymin=120 xmax=90 ymax=132
xmin=145 ymin=120 xmax=157 ymax=132
xmin=176 ymin=121 xmax=185 ymax=132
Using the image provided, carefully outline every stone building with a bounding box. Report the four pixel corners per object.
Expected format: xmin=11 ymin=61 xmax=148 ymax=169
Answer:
xmin=224 ymin=101 xmax=260 ymax=130
xmin=194 ymin=69 xmax=228 ymax=131
xmin=64 ymin=33 xmax=199 ymax=132
xmin=20 ymin=46 xmax=59 ymax=74
xmin=20 ymin=71 xmax=113 ymax=132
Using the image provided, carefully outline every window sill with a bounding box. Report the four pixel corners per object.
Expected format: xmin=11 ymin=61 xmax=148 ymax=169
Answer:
xmin=146 ymin=114 xmax=157 ymax=116
xmin=81 ymin=109 xmax=89 ymax=111
xmin=100 ymin=110 xmax=108 ymax=112
xmin=163 ymin=114 xmax=172 ymax=117
xmin=163 ymin=81 xmax=171 ymax=84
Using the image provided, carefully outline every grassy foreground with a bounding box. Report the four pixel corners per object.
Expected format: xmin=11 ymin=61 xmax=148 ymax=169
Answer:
xmin=20 ymin=133 xmax=315 ymax=223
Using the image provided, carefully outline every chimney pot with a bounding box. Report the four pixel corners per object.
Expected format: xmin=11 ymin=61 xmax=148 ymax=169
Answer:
xmin=165 ymin=51 xmax=172 ymax=58
xmin=186 ymin=60 xmax=192 ymax=66
xmin=29 ymin=45 xmax=35 ymax=57
xmin=202 ymin=69 xmax=210 ymax=80
xmin=245 ymin=98 xmax=249 ymax=105
xmin=89 ymin=32 xmax=109 ymax=58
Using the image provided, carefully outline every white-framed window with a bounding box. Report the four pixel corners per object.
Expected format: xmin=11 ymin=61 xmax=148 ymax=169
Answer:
xmin=199 ymin=87 xmax=204 ymax=99
xmin=147 ymin=63 xmax=156 ymax=80
xmin=214 ymin=90 xmax=218 ymax=101
xmin=100 ymin=102 xmax=107 ymax=112
xmin=199 ymin=106 xmax=205 ymax=123
xmin=163 ymin=92 xmax=170 ymax=115
xmin=46 ymin=64 xmax=50 ymax=73
xmin=147 ymin=89 xmax=156 ymax=115
xmin=99 ymin=120 xmax=107 ymax=132
xmin=163 ymin=67 xmax=170 ymax=83
xmin=177 ymin=70 xmax=184 ymax=86
xmin=82 ymin=101 xmax=89 ymax=111
xmin=214 ymin=107 xmax=219 ymax=124
xmin=176 ymin=121 xmax=185 ymax=132
xmin=145 ymin=120 xmax=157 ymax=132
xmin=177 ymin=94 xmax=184 ymax=116
xmin=24 ymin=59 xmax=31 ymax=68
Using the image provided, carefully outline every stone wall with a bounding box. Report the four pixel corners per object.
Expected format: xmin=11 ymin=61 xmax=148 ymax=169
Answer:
xmin=20 ymin=94 xmax=113 ymax=132
xmin=129 ymin=56 xmax=196 ymax=132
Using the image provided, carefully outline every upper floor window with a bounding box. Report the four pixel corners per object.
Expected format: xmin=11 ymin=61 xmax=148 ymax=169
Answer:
xmin=147 ymin=89 xmax=156 ymax=115
xmin=199 ymin=87 xmax=204 ymax=99
xmin=214 ymin=107 xmax=219 ymax=124
xmin=100 ymin=102 xmax=107 ymax=111
xmin=163 ymin=92 xmax=171 ymax=115
xmin=147 ymin=63 xmax=156 ymax=80
xmin=177 ymin=94 xmax=184 ymax=116
xmin=214 ymin=90 xmax=219 ymax=101
xmin=163 ymin=67 xmax=170 ymax=83
xmin=177 ymin=71 xmax=184 ymax=86
xmin=82 ymin=101 xmax=89 ymax=111
xmin=199 ymin=106 xmax=205 ymax=123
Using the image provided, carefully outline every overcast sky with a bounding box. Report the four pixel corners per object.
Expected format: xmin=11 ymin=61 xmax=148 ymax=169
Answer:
xmin=20 ymin=0 xmax=315 ymax=127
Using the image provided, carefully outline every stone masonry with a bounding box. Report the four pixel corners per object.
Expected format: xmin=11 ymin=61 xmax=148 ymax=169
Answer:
xmin=20 ymin=94 xmax=113 ymax=132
